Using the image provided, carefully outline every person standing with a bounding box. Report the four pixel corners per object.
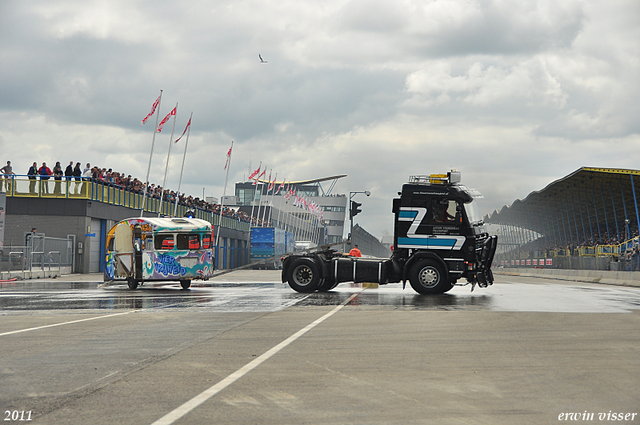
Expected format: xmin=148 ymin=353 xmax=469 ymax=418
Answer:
xmin=349 ymin=244 xmax=362 ymax=257
xmin=38 ymin=162 xmax=52 ymax=195
xmin=52 ymin=161 xmax=63 ymax=195
xmin=72 ymin=162 xmax=82 ymax=194
xmin=81 ymin=163 xmax=91 ymax=196
xmin=64 ymin=161 xmax=74 ymax=194
xmin=0 ymin=160 xmax=14 ymax=193
xmin=27 ymin=162 xmax=38 ymax=195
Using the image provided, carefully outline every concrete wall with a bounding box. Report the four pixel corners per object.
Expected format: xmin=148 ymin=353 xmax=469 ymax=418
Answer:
xmin=496 ymin=267 xmax=640 ymax=288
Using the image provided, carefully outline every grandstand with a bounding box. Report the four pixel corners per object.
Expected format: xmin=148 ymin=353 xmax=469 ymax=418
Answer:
xmin=487 ymin=167 xmax=640 ymax=271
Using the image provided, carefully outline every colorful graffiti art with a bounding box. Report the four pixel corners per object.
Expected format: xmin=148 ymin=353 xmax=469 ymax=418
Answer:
xmin=154 ymin=253 xmax=187 ymax=277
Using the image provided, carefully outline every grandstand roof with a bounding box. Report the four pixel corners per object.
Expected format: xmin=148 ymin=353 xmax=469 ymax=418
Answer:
xmin=487 ymin=167 xmax=640 ymax=241
xmin=255 ymin=174 xmax=347 ymax=185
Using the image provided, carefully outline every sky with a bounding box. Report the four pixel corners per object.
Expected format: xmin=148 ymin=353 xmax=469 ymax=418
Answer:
xmin=1 ymin=0 xmax=639 ymax=239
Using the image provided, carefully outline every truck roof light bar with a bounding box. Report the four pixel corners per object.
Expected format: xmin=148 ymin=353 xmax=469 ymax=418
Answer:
xmin=409 ymin=170 xmax=461 ymax=185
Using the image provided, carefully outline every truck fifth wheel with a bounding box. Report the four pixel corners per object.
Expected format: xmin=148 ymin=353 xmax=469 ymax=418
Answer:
xmin=282 ymin=171 xmax=497 ymax=294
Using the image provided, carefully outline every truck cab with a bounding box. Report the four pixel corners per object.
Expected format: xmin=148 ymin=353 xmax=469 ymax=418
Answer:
xmin=281 ymin=171 xmax=497 ymax=294
xmin=391 ymin=172 xmax=496 ymax=293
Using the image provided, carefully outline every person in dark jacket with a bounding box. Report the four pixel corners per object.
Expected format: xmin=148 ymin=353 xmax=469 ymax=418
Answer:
xmin=52 ymin=161 xmax=63 ymax=195
xmin=27 ymin=162 xmax=38 ymax=195
xmin=73 ymin=162 xmax=82 ymax=194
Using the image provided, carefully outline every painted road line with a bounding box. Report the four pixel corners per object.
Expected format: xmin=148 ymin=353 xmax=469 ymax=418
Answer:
xmin=151 ymin=291 xmax=362 ymax=425
xmin=0 ymin=311 xmax=137 ymax=337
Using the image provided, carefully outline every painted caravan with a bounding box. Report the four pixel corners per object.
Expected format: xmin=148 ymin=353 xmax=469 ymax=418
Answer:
xmin=104 ymin=217 xmax=214 ymax=289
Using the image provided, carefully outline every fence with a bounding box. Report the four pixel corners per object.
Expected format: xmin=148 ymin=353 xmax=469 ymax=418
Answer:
xmin=1 ymin=234 xmax=74 ymax=278
xmin=2 ymin=175 xmax=250 ymax=232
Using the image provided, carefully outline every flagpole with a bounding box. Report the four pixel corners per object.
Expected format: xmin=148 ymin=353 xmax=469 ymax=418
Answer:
xmin=173 ymin=112 xmax=193 ymax=217
xmin=141 ymin=90 xmax=162 ymax=217
xmin=158 ymin=103 xmax=178 ymax=217
xmin=248 ymin=162 xmax=261 ymax=227
xmin=260 ymin=170 xmax=271 ymax=227
xmin=276 ymin=179 xmax=286 ymax=229
xmin=215 ymin=141 xmax=233 ymax=264
xmin=255 ymin=167 xmax=267 ymax=226
xmin=267 ymin=173 xmax=277 ymax=228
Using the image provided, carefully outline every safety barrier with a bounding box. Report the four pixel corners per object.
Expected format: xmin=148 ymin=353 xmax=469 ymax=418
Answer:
xmin=1 ymin=175 xmax=250 ymax=232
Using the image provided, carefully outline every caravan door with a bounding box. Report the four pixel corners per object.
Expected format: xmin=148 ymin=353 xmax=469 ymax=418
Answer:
xmin=114 ymin=223 xmax=134 ymax=278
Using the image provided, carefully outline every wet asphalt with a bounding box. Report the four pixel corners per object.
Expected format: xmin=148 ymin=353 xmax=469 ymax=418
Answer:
xmin=1 ymin=271 xmax=639 ymax=425
xmin=1 ymin=270 xmax=640 ymax=314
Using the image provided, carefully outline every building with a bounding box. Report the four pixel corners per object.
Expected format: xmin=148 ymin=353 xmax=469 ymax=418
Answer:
xmin=233 ymin=175 xmax=348 ymax=245
xmin=0 ymin=177 xmax=251 ymax=275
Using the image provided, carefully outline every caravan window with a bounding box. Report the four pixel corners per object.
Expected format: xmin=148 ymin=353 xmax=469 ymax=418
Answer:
xmin=106 ymin=236 xmax=114 ymax=252
xmin=202 ymin=233 xmax=212 ymax=249
xmin=177 ymin=234 xmax=200 ymax=250
xmin=155 ymin=234 xmax=175 ymax=250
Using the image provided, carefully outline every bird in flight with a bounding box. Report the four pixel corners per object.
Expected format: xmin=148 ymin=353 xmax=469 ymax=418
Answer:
xmin=259 ymin=54 xmax=268 ymax=63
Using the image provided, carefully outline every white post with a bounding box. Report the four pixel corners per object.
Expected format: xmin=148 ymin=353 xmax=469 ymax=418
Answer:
xmin=260 ymin=170 xmax=271 ymax=227
xmin=157 ymin=103 xmax=178 ymax=217
xmin=276 ymin=179 xmax=285 ymax=230
xmin=173 ymin=112 xmax=192 ymax=217
xmin=141 ymin=90 xmax=163 ymax=217
xmin=215 ymin=141 xmax=233 ymax=265
xmin=267 ymin=173 xmax=277 ymax=227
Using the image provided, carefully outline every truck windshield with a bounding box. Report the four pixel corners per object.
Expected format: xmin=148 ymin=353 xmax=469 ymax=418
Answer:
xmin=464 ymin=201 xmax=484 ymax=226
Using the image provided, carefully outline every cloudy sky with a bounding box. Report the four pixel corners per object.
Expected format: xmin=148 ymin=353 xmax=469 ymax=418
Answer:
xmin=1 ymin=0 xmax=639 ymax=238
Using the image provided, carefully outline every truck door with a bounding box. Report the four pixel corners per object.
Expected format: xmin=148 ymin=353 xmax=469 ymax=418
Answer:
xmin=396 ymin=197 xmax=430 ymax=249
xmin=427 ymin=199 xmax=465 ymax=251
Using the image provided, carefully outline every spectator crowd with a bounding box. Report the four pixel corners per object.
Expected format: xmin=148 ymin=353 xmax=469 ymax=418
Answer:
xmin=0 ymin=160 xmax=271 ymax=227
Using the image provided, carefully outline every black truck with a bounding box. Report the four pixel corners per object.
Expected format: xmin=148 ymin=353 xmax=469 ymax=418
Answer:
xmin=281 ymin=171 xmax=497 ymax=294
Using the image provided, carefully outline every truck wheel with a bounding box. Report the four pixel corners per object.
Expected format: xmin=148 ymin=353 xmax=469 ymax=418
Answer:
xmin=127 ymin=278 xmax=139 ymax=290
xmin=409 ymin=259 xmax=448 ymax=294
xmin=287 ymin=258 xmax=321 ymax=292
xmin=180 ymin=280 xmax=191 ymax=290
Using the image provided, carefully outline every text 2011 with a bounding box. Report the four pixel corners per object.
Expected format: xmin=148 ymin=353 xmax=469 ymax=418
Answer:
xmin=4 ymin=411 xmax=32 ymax=421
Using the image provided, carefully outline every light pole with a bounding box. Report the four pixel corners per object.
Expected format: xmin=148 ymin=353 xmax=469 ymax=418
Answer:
xmin=348 ymin=190 xmax=370 ymax=249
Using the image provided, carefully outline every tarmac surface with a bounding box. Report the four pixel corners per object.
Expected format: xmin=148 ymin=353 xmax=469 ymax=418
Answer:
xmin=1 ymin=270 xmax=639 ymax=424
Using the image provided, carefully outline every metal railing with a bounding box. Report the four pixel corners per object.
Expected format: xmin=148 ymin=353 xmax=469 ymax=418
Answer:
xmin=1 ymin=175 xmax=250 ymax=232
xmin=1 ymin=235 xmax=74 ymax=277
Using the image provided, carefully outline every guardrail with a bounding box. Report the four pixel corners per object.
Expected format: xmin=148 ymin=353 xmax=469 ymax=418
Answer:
xmin=1 ymin=175 xmax=250 ymax=232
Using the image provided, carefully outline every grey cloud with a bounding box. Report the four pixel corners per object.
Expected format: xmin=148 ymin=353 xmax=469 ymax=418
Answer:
xmin=422 ymin=1 xmax=585 ymax=57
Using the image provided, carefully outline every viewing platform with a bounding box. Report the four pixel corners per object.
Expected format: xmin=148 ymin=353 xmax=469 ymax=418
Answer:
xmin=1 ymin=175 xmax=249 ymax=232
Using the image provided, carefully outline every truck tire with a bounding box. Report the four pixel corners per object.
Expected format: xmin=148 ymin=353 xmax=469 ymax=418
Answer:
xmin=286 ymin=258 xmax=321 ymax=292
xmin=409 ymin=259 xmax=451 ymax=294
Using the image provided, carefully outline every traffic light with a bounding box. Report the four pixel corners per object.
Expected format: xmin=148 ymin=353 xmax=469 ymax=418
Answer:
xmin=350 ymin=201 xmax=362 ymax=217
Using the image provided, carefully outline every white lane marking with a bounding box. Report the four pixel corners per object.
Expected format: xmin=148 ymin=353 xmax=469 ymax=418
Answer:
xmin=0 ymin=311 xmax=137 ymax=337
xmin=151 ymin=291 xmax=362 ymax=425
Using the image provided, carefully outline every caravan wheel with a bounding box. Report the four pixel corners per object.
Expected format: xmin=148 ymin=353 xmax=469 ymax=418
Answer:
xmin=127 ymin=278 xmax=139 ymax=290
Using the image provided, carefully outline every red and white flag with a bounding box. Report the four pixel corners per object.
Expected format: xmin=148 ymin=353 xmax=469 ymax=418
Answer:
xmin=141 ymin=94 xmax=161 ymax=125
xmin=285 ymin=187 xmax=295 ymax=200
xmin=265 ymin=171 xmax=272 ymax=191
xmin=174 ymin=116 xmax=191 ymax=143
xmin=248 ymin=164 xmax=261 ymax=180
xmin=253 ymin=168 xmax=266 ymax=185
xmin=157 ymin=106 xmax=177 ymax=132
xmin=277 ymin=181 xmax=285 ymax=193
xmin=224 ymin=142 xmax=233 ymax=170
